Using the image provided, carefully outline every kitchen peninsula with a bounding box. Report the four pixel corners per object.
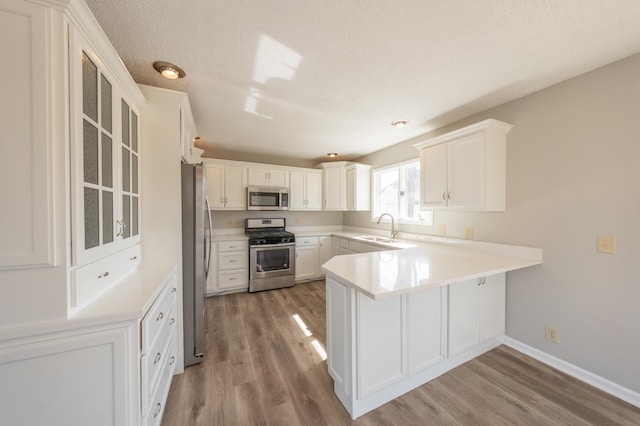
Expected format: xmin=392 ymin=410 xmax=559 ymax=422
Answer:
xmin=322 ymin=235 xmax=542 ymax=419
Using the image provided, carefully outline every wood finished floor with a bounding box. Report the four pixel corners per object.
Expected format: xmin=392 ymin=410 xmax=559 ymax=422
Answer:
xmin=162 ymin=281 xmax=640 ymax=425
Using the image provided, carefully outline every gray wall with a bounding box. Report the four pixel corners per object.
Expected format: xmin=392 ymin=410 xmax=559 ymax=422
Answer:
xmin=348 ymin=53 xmax=640 ymax=392
xmin=212 ymin=210 xmax=343 ymax=231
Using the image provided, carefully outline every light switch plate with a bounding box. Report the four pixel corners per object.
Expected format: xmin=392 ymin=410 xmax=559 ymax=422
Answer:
xmin=597 ymin=235 xmax=616 ymax=254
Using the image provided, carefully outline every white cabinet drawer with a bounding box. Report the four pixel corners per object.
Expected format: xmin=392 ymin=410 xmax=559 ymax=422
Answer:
xmin=143 ymin=337 xmax=177 ymax=426
xmin=218 ymin=240 xmax=247 ymax=252
xmin=296 ymin=236 xmax=318 ymax=247
xmin=70 ymin=244 xmax=141 ymax=312
xmin=141 ymin=305 xmax=176 ymax=414
xmin=219 ymin=269 xmax=247 ymax=290
xmin=218 ymin=251 xmax=247 ymax=270
xmin=141 ymin=278 xmax=177 ymax=351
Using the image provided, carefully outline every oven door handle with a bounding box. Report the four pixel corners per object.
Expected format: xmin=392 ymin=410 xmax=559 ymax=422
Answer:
xmin=250 ymin=243 xmax=295 ymax=249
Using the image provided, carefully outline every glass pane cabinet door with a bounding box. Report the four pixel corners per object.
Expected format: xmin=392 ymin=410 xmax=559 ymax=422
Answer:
xmin=121 ymin=101 xmax=140 ymax=240
xmin=75 ymin=37 xmax=141 ymax=266
xmin=81 ymin=51 xmax=115 ymax=253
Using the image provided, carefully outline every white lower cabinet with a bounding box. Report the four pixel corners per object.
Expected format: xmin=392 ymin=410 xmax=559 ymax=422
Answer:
xmin=207 ymin=238 xmax=248 ymax=295
xmin=0 ymin=268 xmax=178 ymax=426
xmin=294 ymin=235 xmax=336 ymax=282
xmin=295 ymin=237 xmax=319 ymax=281
xmin=140 ymin=278 xmax=178 ymax=424
xmin=326 ymin=272 xmax=505 ymax=419
xmin=448 ymin=273 xmax=505 ymax=356
xmin=318 ymin=236 xmax=332 ymax=275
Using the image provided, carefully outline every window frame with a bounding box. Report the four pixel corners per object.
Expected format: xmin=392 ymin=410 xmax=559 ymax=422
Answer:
xmin=371 ymin=158 xmax=433 ymax=226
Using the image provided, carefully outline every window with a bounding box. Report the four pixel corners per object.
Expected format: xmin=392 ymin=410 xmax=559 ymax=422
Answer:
xmin=372 ymin=159 xmax=433 ymax=225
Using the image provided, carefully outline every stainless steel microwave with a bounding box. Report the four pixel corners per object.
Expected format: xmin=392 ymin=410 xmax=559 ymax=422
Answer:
xmin=247 ymin=186 xmax=289 ymax=210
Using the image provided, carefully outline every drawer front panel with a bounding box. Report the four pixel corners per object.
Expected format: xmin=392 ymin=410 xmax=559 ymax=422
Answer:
xmin=296 ymin=236 xmax=318 ymax=247
xmin=218 ymin=269 xmax=247 ymax=290
xmin=218 ymin=240 xmax=247 ymax=252
xmin=142 ymin=304 xmax=176 ymax=408
xmin=143 ymin=337 xmax=177 ymax=426
xmin=218 ymin=252 xmax=247 ymax=270
xmin=142 ymin=277 xmax=177 ymax=351
xmin=71 ymin=244 xmax=142 ymax=311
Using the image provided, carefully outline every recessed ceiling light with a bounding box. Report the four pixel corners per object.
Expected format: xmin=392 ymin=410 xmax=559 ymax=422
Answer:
xmin=391 ymin=120 xmax=407 ymax=127
xmin=153 ymin=61 xmax=186 ymax=79
xmin=327 ymin=153 xmax=338 ymax=158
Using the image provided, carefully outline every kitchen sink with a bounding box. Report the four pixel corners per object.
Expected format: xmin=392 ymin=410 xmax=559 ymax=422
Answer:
xmin=356 ymin=236 xmax=396 ymax=244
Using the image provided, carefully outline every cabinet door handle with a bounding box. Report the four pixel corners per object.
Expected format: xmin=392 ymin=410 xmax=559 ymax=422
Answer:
xmin=153 ymin=402 xmax=162 ymax=418
xmin=129 ymin=255 xmax=137 ymax=261
xmin=97 ymin=271 xmax=110 ymax=279
xmin=153 ymin=352 xmax=162 ymax=365
xmin=169 ymin=317 xmax=175 ymax=325
xmin=169 ymin=356 xmax=176 ymax=366
xmin=442 ymin=191 xmax=447 ymax=201
xmin=156 ymin=312 xmax=164 ymax=322
xmin=447 ymin=191 xmax=452 ymax=200
xmin=171 ymin=287 xmax=177 ymax=293
xmin=116 ymin=220 xmax=124 ymax=237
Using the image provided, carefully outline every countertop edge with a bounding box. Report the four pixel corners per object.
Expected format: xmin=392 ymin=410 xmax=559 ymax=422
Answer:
xmin=0 ymin=264 xmax=177 ymax=342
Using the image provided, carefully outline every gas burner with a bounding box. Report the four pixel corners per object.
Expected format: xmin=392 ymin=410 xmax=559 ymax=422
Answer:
xmin=245 ymin=218 xmax=295 ymax=246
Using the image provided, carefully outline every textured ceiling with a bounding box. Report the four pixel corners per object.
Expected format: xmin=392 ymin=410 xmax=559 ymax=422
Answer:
xmin=84 ymin=0 xmax=640 ymax=164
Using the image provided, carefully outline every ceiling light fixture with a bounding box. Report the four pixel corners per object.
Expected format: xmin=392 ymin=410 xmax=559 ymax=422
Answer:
xmin=327 ymin=153 xmax=338 ymax=158
xmin=391 ymin=119 xmax=408 ymax=127
xmin=153 ymin=61 xmax=186 ymax=79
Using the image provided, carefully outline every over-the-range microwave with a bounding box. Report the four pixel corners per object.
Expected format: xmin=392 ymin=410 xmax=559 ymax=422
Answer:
xmin=247 ymin=186 xmax=289 ymax=210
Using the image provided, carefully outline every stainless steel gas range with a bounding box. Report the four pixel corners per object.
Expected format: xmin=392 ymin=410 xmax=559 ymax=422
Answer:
xmin=245 ymin=218 xmax=296 ymax=292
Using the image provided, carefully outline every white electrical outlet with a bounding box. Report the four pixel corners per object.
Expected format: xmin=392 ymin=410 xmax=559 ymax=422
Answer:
xmin=545 ymin=325 xmax=559 ymax=344
xmin=465 ymin=227 xmax=474 ymax=239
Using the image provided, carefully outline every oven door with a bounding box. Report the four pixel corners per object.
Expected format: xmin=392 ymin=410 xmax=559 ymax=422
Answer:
xmin=249 ymin=243 xmax=295 ymax=280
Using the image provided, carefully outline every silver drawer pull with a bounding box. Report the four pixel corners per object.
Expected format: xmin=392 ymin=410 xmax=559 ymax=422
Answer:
xmin=156 ymin=312 xmax=164 ymax=322
xmin=153 ymin=352 xmax=162 ymax=365
xmin=97 ymin=271 xmax=109 ymax=279
xmin=169 ymin=318 xmax=175 ymax=325
xmin=229 ymin=259 xmax=236 ymax=263
xmin=229 ymin=277 xmax=236 ymax=281
xmin=153 ymin=402 xmax=162 ymax=418
xmin=228 ymin=245 xmax=237 ymax=249
xmin=129 ymin=255 xmax=137 ymax=261
xmin=169 ymin=356 xmax=176 ymax=366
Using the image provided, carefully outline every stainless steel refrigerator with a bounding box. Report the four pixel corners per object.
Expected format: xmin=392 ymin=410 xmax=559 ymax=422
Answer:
xmin=181 ymin=163 xmax=212 ymax=366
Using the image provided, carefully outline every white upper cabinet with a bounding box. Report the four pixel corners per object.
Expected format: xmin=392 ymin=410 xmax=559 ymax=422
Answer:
xmin=415 ymin=119 xmax=512 ymax=211
xmin=289 ymin=169 xmax=323 ymax=210
xmin=346 ymin=163 xmax=371 ymax=211
xmin=247 ymin=166 xmax=289 ymax=187
xmin=180 ymin=98 xmax=200 ymax=164
xmin=204 ymin=159 xmax=246 ymax=210
xmin=0 ymin=1 xmax=53 ymax=269
xmin=0 ymin=0 xmax=144 ymax=325
xmin=70 ymin=27 xmax=141 ymax=267
xmin=319 ymin=161 xmax=371 ymax=211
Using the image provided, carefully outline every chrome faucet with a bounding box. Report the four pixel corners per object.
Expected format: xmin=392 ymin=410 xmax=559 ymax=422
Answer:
xmin=377 ymin=213 xmax=398 ymax=240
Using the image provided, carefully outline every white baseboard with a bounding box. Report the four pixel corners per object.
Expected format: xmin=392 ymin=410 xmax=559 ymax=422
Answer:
xmin=504 ymin=337 xmax=640 ymax=408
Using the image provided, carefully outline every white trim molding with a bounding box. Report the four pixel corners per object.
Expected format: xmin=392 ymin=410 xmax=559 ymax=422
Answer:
xmin=505 ymin=338 xmax=640 ymax=409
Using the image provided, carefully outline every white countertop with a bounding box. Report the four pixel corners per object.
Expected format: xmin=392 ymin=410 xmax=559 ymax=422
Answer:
xmin=322 ymin=235 xmax=542 ymax=299
xmin=0 ymin=265 xmax=176 ymax=341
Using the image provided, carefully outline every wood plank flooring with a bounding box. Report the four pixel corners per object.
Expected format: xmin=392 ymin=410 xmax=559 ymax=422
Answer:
xmin=162 ymin=281 xmax=640 ymax=425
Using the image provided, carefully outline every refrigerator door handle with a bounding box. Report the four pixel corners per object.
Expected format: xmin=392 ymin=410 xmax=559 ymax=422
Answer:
xmin=204 ymin=196 xmax=213 ymax=278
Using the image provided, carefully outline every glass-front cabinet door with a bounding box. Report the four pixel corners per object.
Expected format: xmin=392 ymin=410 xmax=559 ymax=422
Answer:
xmin=120 ymin=99 xmax=140 ymax=242
xmin=71 ymin=29 xmax=141 ymax=266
